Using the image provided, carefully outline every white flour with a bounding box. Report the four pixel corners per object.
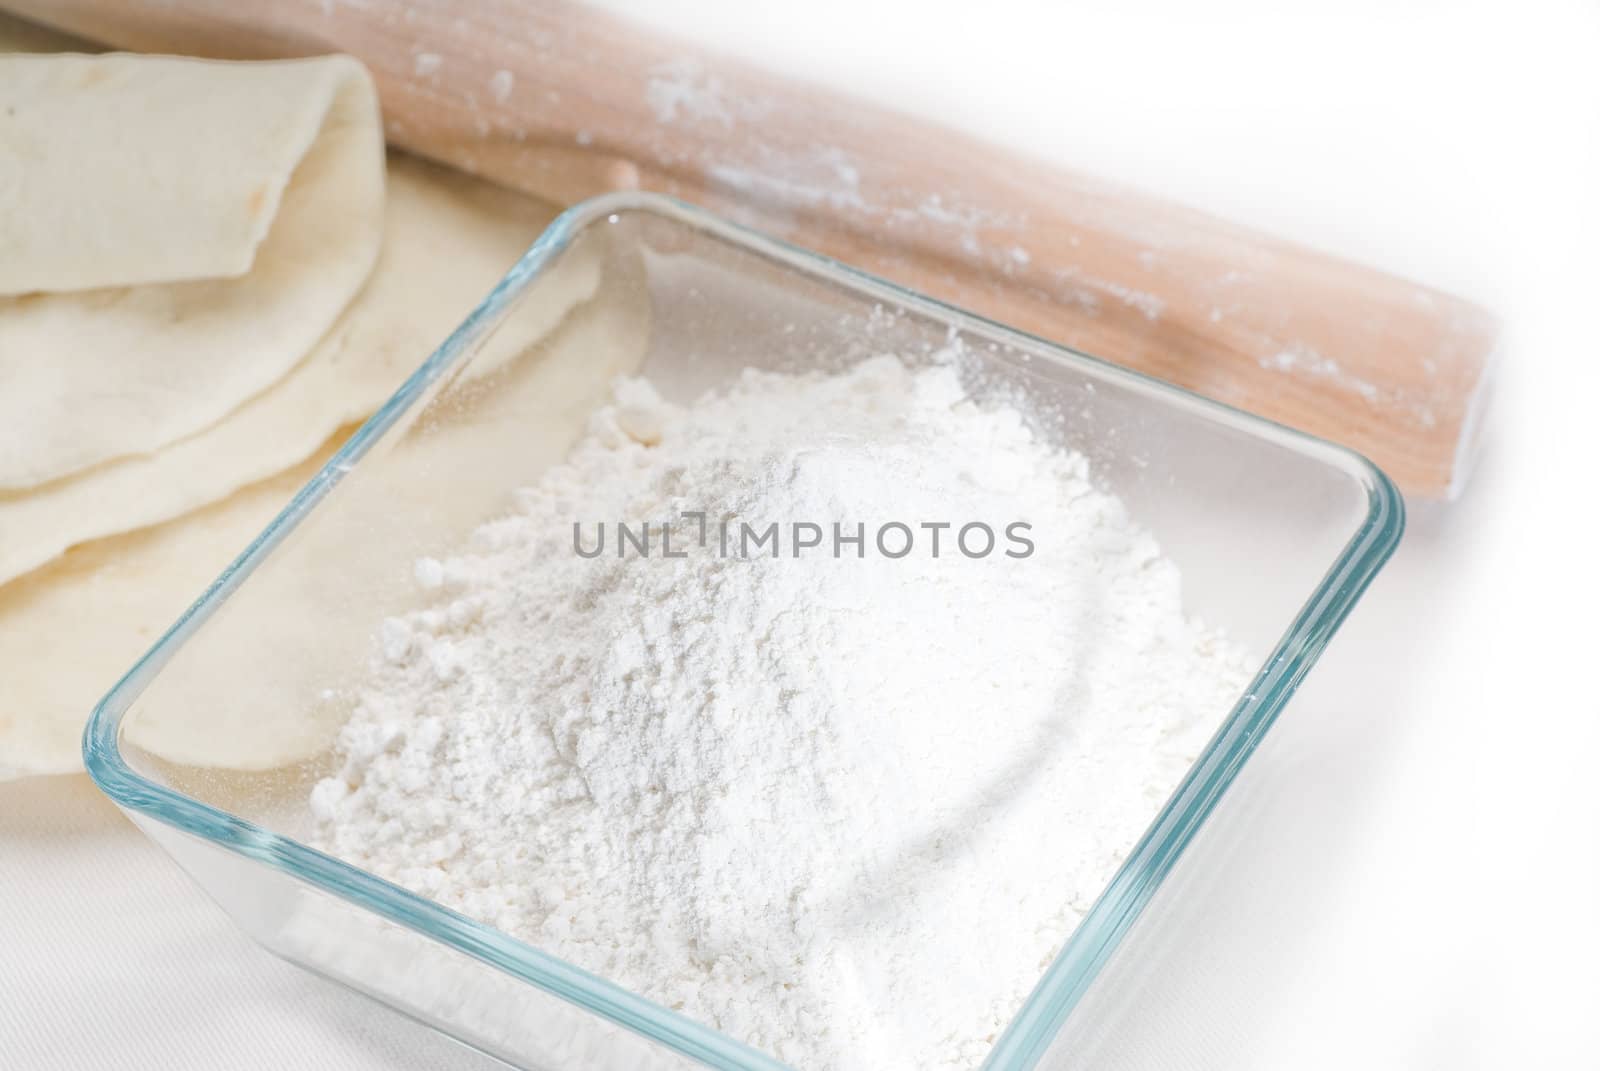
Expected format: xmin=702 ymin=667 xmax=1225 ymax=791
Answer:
xmin=310 ymin=355 xmax=1254 ymax=1070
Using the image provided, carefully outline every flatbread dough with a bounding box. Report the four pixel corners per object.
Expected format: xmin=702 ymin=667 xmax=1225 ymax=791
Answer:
xmin=1 ymin=53 xmax=371 ymax=294
xmin=0 ymin=53 xmax=385 ymax=488
xmin=0 ymin=444 xmax=340 ymax=780
xmin=0 ymin=154 xmax=589 ymax=587
xmin=0 ymin=21 xmax=633 ymax=779
xmin=0 ymin=281 xmax=646 ymax=779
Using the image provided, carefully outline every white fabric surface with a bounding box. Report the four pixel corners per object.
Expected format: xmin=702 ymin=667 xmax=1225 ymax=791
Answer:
xmin=0 ymin=775 xmax=495 ymax=1069
xmin=3 ymin=2 xmax=1597 ymax=1068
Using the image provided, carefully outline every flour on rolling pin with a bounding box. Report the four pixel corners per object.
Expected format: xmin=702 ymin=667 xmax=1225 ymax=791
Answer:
xmin=5 ymin=0 xmax=1499 ymax=498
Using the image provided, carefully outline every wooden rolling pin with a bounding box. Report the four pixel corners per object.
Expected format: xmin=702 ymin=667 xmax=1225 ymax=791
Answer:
xmin=6 ymin=0 xmax=1497 ymax=498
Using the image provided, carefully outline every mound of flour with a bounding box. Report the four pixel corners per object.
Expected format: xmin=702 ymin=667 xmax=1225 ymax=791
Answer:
xmin=310 ymin=355 xmax=1253 ymax=1070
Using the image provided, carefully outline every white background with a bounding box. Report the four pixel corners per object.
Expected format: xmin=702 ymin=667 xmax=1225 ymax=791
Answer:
xmin=3 ymin=2 xmax=1597 ymax=1068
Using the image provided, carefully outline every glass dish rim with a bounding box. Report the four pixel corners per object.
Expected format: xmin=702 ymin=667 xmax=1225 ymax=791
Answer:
xmin=82 ymin=191 xmax=1405 ymax=1071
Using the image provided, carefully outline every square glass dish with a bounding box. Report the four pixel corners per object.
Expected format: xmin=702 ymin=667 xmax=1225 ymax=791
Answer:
xmin=84 ymin=193 xmax=1402 ymax=1071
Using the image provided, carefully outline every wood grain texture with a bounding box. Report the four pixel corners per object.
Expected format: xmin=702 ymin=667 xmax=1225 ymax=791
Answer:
xmin=4 ymin=0 xmax=1498 ymax=497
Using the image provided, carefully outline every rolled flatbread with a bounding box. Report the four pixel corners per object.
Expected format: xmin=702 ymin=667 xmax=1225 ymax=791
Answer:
xmin=0 ymin=153 xmax=591 ymax=586
xmin=0 ymin=52 xmax=386 ymax=488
